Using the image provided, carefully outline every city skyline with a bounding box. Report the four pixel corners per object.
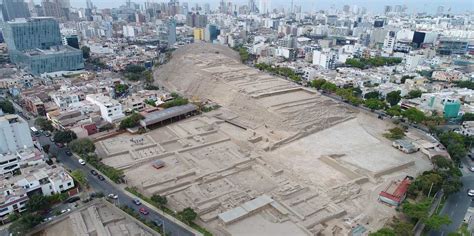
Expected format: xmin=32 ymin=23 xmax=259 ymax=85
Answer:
xmin=60 ymin=0 xmax=474 ymax=14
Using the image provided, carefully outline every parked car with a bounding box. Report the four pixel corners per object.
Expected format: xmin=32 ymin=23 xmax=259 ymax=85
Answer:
xmin=66 ymin=196 xmax=81 ymax=203
xmin=133 ymin=198 xmax=141 ymax=205
xmin=107 ymin=194 xmax=118 ymax=199
xmin=470 ymin=166 xmax=474 ymax=172
xmin=78 ymin=159 xmax=86 ymax=165
xmin=468 ymin=189 xmax=474 ymax=197
xmin=139 ymin=207 xmax=149 ymax=215
xmin=55 ymin=142 xmax=64 ymax=148
xmin=65 ymin=150 xmax=72 ymax=156
xmin=50 ymin=137 xmax=55 ymax=142
xmin=97 ymin=175 xmax=105 ymax=181
xmin=43 ymin=131 xmax=51 ymax=137
xmin=90 ymin=169 xmax=98 ymax=175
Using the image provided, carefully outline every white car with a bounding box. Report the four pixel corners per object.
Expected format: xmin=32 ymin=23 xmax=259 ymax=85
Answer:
xmin=470 ymin=166 xmax=474 ymax=172
xmin=108 ymin=194 xmax=118 ymax=199
xmin=60 ymin=208 xmax=71 ymax=214
xmin=468 ymin=189 xmax=474 ymax=197
xmin=78 ymin=159 xmax=86 ymax=165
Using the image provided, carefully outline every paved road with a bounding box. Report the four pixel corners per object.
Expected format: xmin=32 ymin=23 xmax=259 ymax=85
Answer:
xmin=37 ymin=135 xmax=194 ymax=236
xmin=429 ymin=159 xmax=474 ymax=236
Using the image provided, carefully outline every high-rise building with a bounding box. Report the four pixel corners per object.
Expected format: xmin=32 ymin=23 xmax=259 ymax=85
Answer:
xmin=0 ymin=0 xmax=30 ymax=21
xmin=194 ymin=28 xmax=204 ymax=41
xmin=0 ymin=114 xmax=33 ymax=154
xmin=186 ymin=12 xmax=207 ymax=28
xmin=41 ymin=0 xmax=63 ymax=18
xmin=62 ymin=35 xmax=79 ymax=49
xmin=167 ymin=19 xmax=176 ymax=46
xmin=248 ymin=0 xmax=257 ymax=13
xmin=259 ymin=0 xmax=270 ymax=14
xmin=203 ymin=3 xmax=210 ymax=14
xmin=3 ymin=17 xmax=84 ymax=75
xmin=204 ymin=24 xmax=218 ymax=42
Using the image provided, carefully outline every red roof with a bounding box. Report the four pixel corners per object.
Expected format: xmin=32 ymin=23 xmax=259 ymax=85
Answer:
xmin=379 ymin=177 xmax=411 ymax=203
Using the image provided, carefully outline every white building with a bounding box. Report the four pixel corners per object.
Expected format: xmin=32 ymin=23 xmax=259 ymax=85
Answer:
xmin=51 ymin=93 xmax=81 ymax=108
xmin=0 ymin=185 xmax=28 ymax=220
xmin=123 ymin=25 xmax=136 ymax=38
xmin=313 ymin=49 xmax=336 ymax=69
xmin=0 ymin=114 xmax=33 ymax=154
xmin=86 ymin=94 xmax=125 ymax=123
xmin=14 ymin=164 xmax=75 ymax=196
xmin=383 ymin=31 xmax=396 ymax=53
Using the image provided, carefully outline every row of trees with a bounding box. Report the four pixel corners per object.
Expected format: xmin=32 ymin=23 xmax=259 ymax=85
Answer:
xmin=255 ymin=63 xmax=302 ymax=82
xmin=345 ymin=57 xmax=402 ymax=69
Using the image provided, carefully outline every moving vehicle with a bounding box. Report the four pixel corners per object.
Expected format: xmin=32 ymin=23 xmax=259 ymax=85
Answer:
xmin=65 ymin=150 xmax=72 ymax=156
xmin=78 ymin=159 xmax=86 ymax=165
xmin=139 ymin=207 xmax=149 ymax=215
xmin=107 ymin=194 xmax=118 ymax=199
xmin=60 ymin=208 xmax=71 ymax=214
xmin=97 ymin=175 xmax=105 ymax=181
xmin=468 ymin=189 xmax=474 ymax=197
xmin=30 ymin=127 xmax=40 ymax=137
xmin=133 ymin=198 xmax=141 ymax=205
xmin=470 ymin=166 xmax=474 ymax=172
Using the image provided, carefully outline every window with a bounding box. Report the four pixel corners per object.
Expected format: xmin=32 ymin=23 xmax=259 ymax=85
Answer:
xmin=59 ymin=185 xmax=63 ymax=189
xmin=67 ymin=182 xmax=72 ymax=186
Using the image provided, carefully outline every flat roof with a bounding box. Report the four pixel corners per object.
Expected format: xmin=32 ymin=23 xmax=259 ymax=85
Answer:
xmin=140 ymin=104 xmax=197 ymax=126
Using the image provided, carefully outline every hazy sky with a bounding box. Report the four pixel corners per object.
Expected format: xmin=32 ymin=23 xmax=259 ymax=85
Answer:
xmin=69 ymin=0 xmax=474 ymax=14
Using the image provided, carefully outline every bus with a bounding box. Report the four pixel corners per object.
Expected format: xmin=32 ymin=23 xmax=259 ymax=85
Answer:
xmin=30 ymin=127 xmax=40 ymax=136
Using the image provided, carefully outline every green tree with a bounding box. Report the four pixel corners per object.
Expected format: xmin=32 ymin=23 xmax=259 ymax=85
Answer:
xmin=447 ymin=143 xmax=467 ymax=163
xmin=424 ymin=215 xmax=452 ymax=230
xmin=9 ymin=213 xmax=43 ymax=236
xmin=151 ymin=194 xmax=168 ymax=209
xmin=386 ymin=105 xmax=402 ymax=117
xmin=401 ymin=75 xmax=414 ymax=84
xmin=119 ymin=113 xmax=144 ymax=129
xmin=384 ymin=127 xmax=405 ymax=139
xmin=386 ymin=91 xmax=402 ymax=106
xmin=321 ymin=82 xmax=338 ymax=92
xmin=369 ymin=228 xmax=396 ymax=236
xmin=391 ymin=220 xmax=414 ymax=236
xmin=71 ymin=170 xmax=88 ymax=187
xmin=310 ymin=79 xmax=327 ymax=89
xmin=462 ymin=113 xmax=474 ymax=122
xmin=407 ymin=90 xmax=423 ymax=99
xmin=35 ymin=117 xmax=54 ymax=131
xmin=53 ymin=130 xmax=77 ymax=144
xmin=0 ymin=100 xmax=15 ymax=114
xmin=432 ymin=156 xmax=452 ymax=169
xmin=364 ymin=91 xmax=381 ymax=99
xmin=402 ymin=198 xmax=431 ymax=220
xmin=402 ymin=107 xmax=426 ymax=123
xmin=364 ymin=98 xmax=386 ymax=110
xmin=81 ymin=46 xmax=91 ymax=59
xmin=26 ymin=194 xmax=50 ymax=213
xmin=69 ymin=138 xmax=95 ymax=155
xmin=178 ymin=207 xmax=197 ymax=224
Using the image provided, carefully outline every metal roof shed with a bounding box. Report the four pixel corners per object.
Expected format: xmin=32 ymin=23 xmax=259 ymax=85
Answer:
xmin=139 ymin=104 xmax=197 ymax=127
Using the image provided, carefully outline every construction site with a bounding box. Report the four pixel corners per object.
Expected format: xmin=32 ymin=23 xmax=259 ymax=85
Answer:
xmin=96 ymin=43 xmax=434 ymax=235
